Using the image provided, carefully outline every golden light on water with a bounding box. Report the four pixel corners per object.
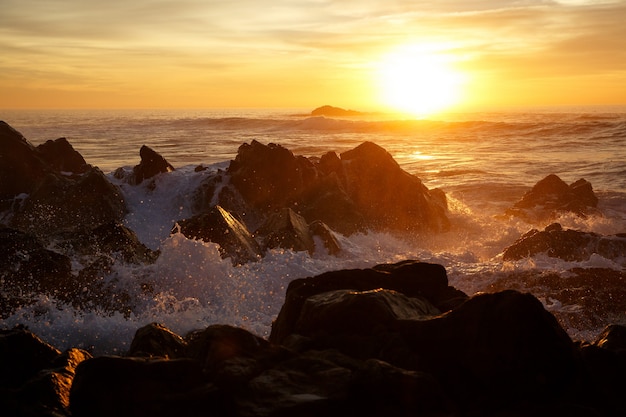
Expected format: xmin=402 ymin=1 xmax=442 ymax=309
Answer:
xmin=376 ymin=44 xmax=467 ymax=117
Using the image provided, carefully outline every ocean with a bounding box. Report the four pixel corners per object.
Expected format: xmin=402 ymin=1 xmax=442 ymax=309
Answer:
xmin=2 ymin=106 xmax=626 ymax=354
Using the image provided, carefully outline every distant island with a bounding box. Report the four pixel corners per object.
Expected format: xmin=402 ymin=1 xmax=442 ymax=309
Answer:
xmin=311 ymin=105 xmax=365 ymax=117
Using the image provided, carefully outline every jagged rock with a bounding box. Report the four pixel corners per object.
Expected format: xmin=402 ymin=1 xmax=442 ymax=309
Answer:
xmin=37 ymin=137 xmax=89 ymax=174
xmin=127 ymin=323 xmax=187 ymax=358
xmin=0 ymin=227 xmax=73 ymax=317
xmin=338 ymin=141 xmax=449 ymax=232
xmin=507 ymin=174 xmax=599 ymax=219
xmin=0 ymin=122 xmax=126 ymax=236
xmin=175 ymin=205 xmax=263 ymax=265
xmin=502 ymin=223 xmax=626 ymax=262
xmin=130 ymin=145 xmax=175 ymax=185
xmin=255 ymin=208 xmax=316 ymax=254
xmin=218 ymin=140 xmax=449 ymax=236
xmin=309 ymin=220 xmax=342 ymax=255
xmin=270 ymin=260 xmax=467 ymax=345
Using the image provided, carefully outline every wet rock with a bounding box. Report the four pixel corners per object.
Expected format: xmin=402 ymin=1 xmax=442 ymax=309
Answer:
xmin=220 ymin=140 xmax=449 ymax=237
xmin=309 ymin=219 xmax=342 ymax=255
xmin=128 ymin=322 xmax=187 ymax=358
xmin=339 ymin=141 xmax=449 ymax=232
xmin=507 ymin=174 xmax=599 ymax=219
xmin=270 ymin=260 xmax=467 ymax=345
xmin=255 ymin=207 xmax=316 ymax=254
xmin=594 ymin=324 xmax=626 ymax=352
xmin=0 ymin=328 xmax=90 ymax=417
xmin=0 ymin=227 xmax=73 ymax=317
xmin=0 ymin=122 xmax=126 ymax=236
xmin=175 ymin=205 xmax=263 ymax=265
xmin=502 ymin=223 xmax=626 ymax=262
xmin=130 ymin=145 xmax=175 ymax=185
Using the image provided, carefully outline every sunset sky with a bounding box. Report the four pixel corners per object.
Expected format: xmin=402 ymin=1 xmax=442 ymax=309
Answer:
xmin=1 ymin=0 xmax=625 ymax=112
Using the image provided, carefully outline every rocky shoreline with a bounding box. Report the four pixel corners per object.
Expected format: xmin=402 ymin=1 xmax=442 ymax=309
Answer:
xmin=1 ymin=120 xmax=625 ymax=416
xmin=2 ymin=261 xmax=626 ymax=416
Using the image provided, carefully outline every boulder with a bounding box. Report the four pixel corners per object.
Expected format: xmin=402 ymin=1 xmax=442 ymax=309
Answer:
xmin=175 ymin=205 xmax=263 ymax=265
xmin=130 ymin=145 xmax=175 ymax=185
xmin=0 ymin=328 xmax=91 ymax=417
xmin=270 ymin=260 xmax=467 ymax=345
xmin=594 ymin=324 xmax=626 ymax=352
xmin=502 ymin=223 xmax=626 ymax=262
xmin=507 ymin=174 xmax=599 ymax=219
xmin=219 ymin=140 xmax=449 ymax=236
xmin=309 ymin=220 xmax=342 ymax=255
xmin=127 ymin=322 xmax=187 ymax=358
xmin=338 ymin=141 xmax=449 ymax=232
xmin=0 ymin=227 xmax=73 ymax=317
xmin=0 ymin=122 xmax=126 ymax=236
xmin=255 ymin=208 xmax=316 ymax=254
xmin=396 ymin=290 xmax=579 ymax=409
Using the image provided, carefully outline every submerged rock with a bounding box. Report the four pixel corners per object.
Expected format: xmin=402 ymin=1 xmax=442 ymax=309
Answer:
xmin=503 ymin=222 xmax=626 ymax=262
xmin=507 ymin=174 xmax=599 ymax=219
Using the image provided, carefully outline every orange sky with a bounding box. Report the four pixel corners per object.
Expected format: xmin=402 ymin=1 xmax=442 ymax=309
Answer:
xmin=1 ymin=0 xmax=625 ymax=111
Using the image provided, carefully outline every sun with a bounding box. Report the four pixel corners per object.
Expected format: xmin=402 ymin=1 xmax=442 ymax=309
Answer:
xmin=376 ymin=44 xmax=466 ymax=117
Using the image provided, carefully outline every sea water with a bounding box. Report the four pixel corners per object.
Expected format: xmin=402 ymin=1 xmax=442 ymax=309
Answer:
xmin=2 ymin=107 xmax=625 ymax=353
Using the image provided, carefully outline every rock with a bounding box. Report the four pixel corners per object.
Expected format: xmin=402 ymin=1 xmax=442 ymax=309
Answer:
xmin=0 ymin=122 xmax=126 ymax=236
xmin=293 ymin=288 xmax=440 ymax=360
xmin=507 ymin=174 xmax=599 ymax=219
xmin=270 ymin=260 xmax=467 ymax=345
xmin=502 ymin=223 xmax=626 ymax=262
xmin=127 ymin=322 xmax=187 ymax=358
xmin=0 ymin=227 xmax=73 ymax=317
xmin=220 ymin=140 xmax=449 ymax=236
xmin=69 ymin=356 xmax=209 ymax=417
xmin=309 ymin=220 xmax=342 ymax=255
xmin=37 ymin=137 xmax=89 ymax=174
xmin=396 ymin=290 xmax=579 ymax=409
xmin=130 ymin=145 xmax=175 ymax=185
xmin=175 ymin=205 xmax=263 ymax=265
xmin=594 ymin=324 xmax=626 ymax=352
xmin=339 ymin=141 xmax=449 ymax=232
xmin=9 ymin=167 xmax=127 ymax=237
xmin=255 ymin=208 xmax=316 ymax=254
xmin=311 ymin=105 xmax=363 ymax=117
xmin=0 ymin=121 xmax=49 ymax=200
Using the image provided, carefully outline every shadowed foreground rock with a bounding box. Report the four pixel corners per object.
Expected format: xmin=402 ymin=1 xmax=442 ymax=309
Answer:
xmin=3 ymin=261 xmax=622 ymax=417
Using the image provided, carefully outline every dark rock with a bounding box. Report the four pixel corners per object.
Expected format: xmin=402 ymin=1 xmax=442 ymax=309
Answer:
xmin=0 ymin=122 xmax=126 ymax=236
xmin=255 ymin=208 xmax=316 ymax=254
xmin=220 ymin=140 xmax=449 ymax=237
xmin=507 ymin=174 xmax=599 ymax=219
xmin=397 ymin=290 xmax=579 ymax=409
xmin=9 ymin=168 xmax=126 ymax=237
xmin=128 ymin=322 xmax=187 ymax=358
xmin=0 ymin=327 xmax=61 ymax=389
xmin=309 ymin=219 xmax=342 ymax=255
xmin=338 ymin=141 xmax=449 ymax=232
xmin=175 ymin=205 xmax=263 ymax=265
xmin=502 ymin=223 xmax=626 ymax=262
xmin=0 ymin=121 xmax=49 ymax=200
xmin=0 ymin=227 xmax=73 ymax=317
xmin=594 ymin=324 xmax=626 ymax=352
xmin=37 ymin=137 xmax=89 ymax=174
xmin=130 ymin=145 xmax=175 ymax=185
xmin=69 ymin=356 xmax=210 ymax=417
xmin=270 ymin=260 xmax=467 ymax=345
